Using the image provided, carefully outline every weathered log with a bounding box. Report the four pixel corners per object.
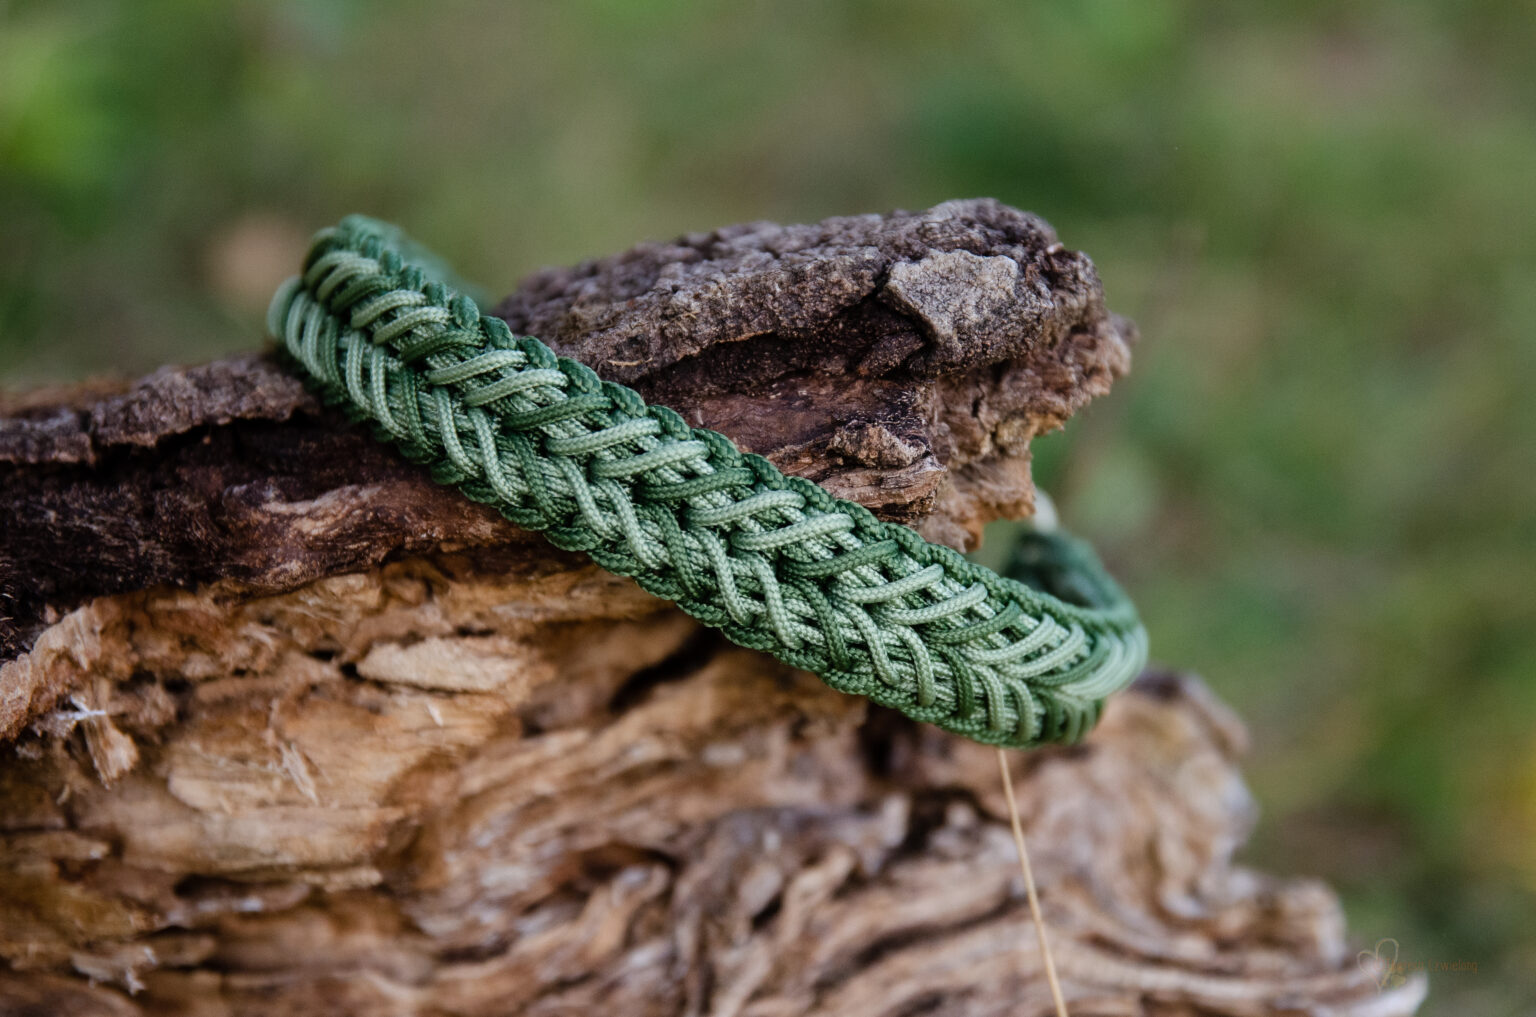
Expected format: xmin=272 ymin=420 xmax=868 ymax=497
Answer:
xmin=0 ymin=201 xmax=1424 ymax=1015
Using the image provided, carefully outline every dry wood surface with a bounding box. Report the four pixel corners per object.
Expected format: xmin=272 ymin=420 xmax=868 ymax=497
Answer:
xmin=0 ymin=201 xmax=1425 ymax=1016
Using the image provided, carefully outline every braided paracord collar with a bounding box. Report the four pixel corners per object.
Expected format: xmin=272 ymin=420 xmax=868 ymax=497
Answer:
xmin=268 ymin=216 xmax=1148 ymax=748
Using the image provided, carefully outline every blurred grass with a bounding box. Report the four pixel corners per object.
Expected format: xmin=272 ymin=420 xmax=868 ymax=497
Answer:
xmin=2 ymin=0 xmax=1533 ymax=1011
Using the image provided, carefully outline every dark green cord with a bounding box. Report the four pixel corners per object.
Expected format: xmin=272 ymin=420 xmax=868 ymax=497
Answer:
xmin=268 ymin=216 xmax=1147 ymax=748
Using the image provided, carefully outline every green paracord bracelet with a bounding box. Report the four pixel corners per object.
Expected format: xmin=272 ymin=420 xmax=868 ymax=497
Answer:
xmin=268 ymin=216 xmax=1148 ymax=748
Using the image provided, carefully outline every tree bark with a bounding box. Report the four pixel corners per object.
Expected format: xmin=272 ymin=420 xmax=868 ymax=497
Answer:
xmin=0 ymin=200 xmax=1424 ymax=1015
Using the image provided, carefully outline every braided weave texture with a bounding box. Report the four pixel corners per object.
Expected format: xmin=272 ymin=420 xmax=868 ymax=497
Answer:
xmin=268 ymin=216 xmax=1148 ymax=748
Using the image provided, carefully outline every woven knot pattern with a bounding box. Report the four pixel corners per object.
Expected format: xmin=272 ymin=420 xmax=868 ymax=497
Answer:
xmin=268 ymin=217 xmax=1147 ymax=748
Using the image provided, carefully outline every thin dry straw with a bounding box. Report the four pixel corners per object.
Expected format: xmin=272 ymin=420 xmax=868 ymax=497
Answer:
xmin=998 ymin=746 xmax=1070 ymax=1017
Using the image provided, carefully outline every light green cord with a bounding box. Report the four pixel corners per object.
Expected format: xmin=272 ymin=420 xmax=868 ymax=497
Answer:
xmin=268 ymin=216 xmax=1147 ymax=748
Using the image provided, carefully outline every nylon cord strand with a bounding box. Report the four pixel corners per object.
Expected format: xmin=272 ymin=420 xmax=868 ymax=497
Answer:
xmin=268 ymin=216 xmax=1148 ymax=749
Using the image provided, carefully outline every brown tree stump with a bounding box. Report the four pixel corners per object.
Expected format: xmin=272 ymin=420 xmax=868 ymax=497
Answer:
xmin=0 ymin=201 xmax=1425 ymax=1016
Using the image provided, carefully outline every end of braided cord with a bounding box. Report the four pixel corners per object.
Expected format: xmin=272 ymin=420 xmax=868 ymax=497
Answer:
xmin=267 ymin=216 xmax=1149 ymax=749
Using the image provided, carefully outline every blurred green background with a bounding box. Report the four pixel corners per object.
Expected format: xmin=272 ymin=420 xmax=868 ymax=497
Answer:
xmin=3 ymin=0 xmax=1532 ymax=1011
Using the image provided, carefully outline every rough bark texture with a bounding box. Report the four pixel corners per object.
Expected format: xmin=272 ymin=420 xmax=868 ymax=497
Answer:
xmin=0 ymin=201 xmax=1425 ymax=1015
